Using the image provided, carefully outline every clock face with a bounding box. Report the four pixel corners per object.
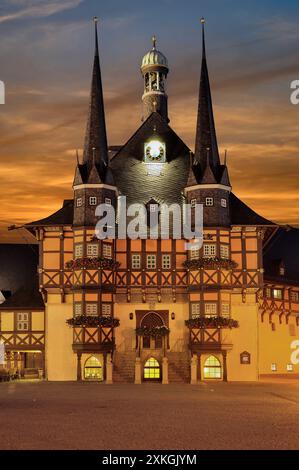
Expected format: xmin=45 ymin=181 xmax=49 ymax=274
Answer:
xmin=145 ymin=140 xmax=166 ymax=162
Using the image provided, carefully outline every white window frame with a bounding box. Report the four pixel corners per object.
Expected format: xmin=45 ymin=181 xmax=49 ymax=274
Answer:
xmin=102 ymin=304 xmax=112 ymax=317
xmin=287 ymin=363 xmax=293 ymax=372
xmin=203 ymin=244 xmax=216 ymax=258
xmin=146 ymin=254 xmax=156 ymax=269
xmin=221 ymin=303 xmax=230 ymax=317
xmin=89 ymin=196 xmax=97 ymax=206
xmin=76 ymin=197 xmax=83 ymax=207
xmin=74 ymin=303 xmax=82 ymax=316
xmin=271 ymin=363 xmax=277 ymax=372
xmin=16 ymin=313 xmax=29 ymax=331
xmin=75 ymin=244 xmax=83 ymax=259
xmin=87 ymin=244 xmax=99 ymax=257
xmin=190 ymin=246 xmax=200 ymax=260
xmin=220 ymin=245 xmax=229 ymax=259
xmin=162 ymin=254 xmax=171 ymax=270
xmin=102 ymin=243 xmax=112 ymax=259
xmin=132 ymin=254 xmax=141 ymax=269
xmin=221 ymin=198 xmax=227 ymax=208
xmin=205 ymin=197 xmax=214 ymax=207
xmin=86 ymin=304 xmax=98 ymax=316
xmin=205 ymin=303 xmax=217 ymax=317
xmin=105 ymin=198 xmax=112 ymax=205
xmin=149 ymin=204 xmax=158 ymax=213
xmin=191 ymin=303 xmax=200 ymax=318
xmin=191 ymin=198 xmax=197 ymax=208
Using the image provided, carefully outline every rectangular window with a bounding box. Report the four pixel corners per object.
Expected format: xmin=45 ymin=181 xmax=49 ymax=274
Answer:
xmin=105 ymin=198 xmax=111 ymax=205
xmin=220 ymin=245 xmax=229 ymax=259
xmin=205 ymin=303 xmax=217 ymax=317
xmin=16 ymin=313 xmax=29 ymax=331
xmin=271 ymin=363 xmax=277 ymax=372
xmin=162 ymin=254 xmax=171 ymax=269
xmin=146 ymin=254 xmax=156 ymax=269
xmin=75 ymin=244 xmax=83 ymax=259
xmin=89 ymin=196 xmax=97 ymax=206
xmin=221 ymin=303 xmax=230 ymax=317
xmin=290 ymin=291 xmax=299 ymax=302
xmin=102 ymin=243 xmax=112 ymax=259
xmin=221 ymin=198 xmax=227 ymax=208
xmin=102 ymin=304 xmax=112 ymax=317
xmin=287 ymin=364 xmax=293 ymax=372
xmin=266 ymin=287 xmax=272 ymax=298
xmin=191 ymin=198 xmax=197 ymax=208
xmin=203 ymin=244 xmax=216 ymax=258
xmin=205 ymin=197 xmax=214 ymax=207
xmin=86 ymin=304 xmax=98 ymax=316
xmin=76 ymin=197 xmax=83 ymax=207
xmin=190 ymin=246 xmax=199 ymax=260
xmin=131 ymin=254 xmax=141 ymax=269
xmin=273 ymin=289 xmax=282 ymax=300
xmin=74 ymin=303 xmax=82 ymax=316
xmin=87 ymin=244 xmax=99 ymax=257
xmin=191 ymin=303 xmax=200 ymax=318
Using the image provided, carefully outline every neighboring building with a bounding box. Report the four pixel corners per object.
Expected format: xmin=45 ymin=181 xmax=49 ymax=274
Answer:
xmin=1 ymin=20 xmax=298 ymax=382
xmin=0 ymin=244 xmax=45 ymax=377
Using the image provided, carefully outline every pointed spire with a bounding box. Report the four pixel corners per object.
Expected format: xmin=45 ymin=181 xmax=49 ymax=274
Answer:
xmin=83 ymin=17 xmax=108 ymax=178
xmin=186 ymin=150 xmax=198 ymax=187
xmin=194 ymin=18 xmax=220 ymax=174
xmin=152 ymin=35 xmax=157 ymax=50
xmin=200 ymin=147 xmax=217 ymax=184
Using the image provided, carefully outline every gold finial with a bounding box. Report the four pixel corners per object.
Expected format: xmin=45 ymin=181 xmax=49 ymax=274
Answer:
xmin=200 ymin=17 xmax=205 ymax=24
xmin=152 ymin=35 xmax=157 ymax=49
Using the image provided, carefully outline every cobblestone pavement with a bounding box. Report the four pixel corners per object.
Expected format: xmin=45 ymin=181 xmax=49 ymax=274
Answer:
xmin=0 ymin=381 xmax=299 ymax=449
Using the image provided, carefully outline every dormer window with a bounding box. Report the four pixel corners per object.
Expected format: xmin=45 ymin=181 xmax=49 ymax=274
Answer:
xmin=191 ymin=199 xmax=197 ymax=208
xmin=205 ymin=197 xmax=214 ymax=207
xmin=105 ymin=198 xmax=112 ymax=205
xmin=76 ymin=197 xmax=83 ymax=207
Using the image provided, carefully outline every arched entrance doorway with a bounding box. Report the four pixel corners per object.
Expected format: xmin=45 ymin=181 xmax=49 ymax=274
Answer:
xmin=141 ymin=312 xmax=164 ymax=349
xmin=143 ymin=357 xmax=161 ymax=382
xmin=203 ymin=355 xmax=222 ymax=379
xmin=84 ymin=356 xmax=103 ymax=381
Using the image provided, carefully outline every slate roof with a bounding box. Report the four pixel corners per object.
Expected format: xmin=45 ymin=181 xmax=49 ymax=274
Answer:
xmin=263 ymin=227 xmax=299 ymax=285
xmin=230 ymin=193 xmax=275 ymax=226
xmin=0 ymin=286 xmax=44 ymax=310
xmin=26 ymin=199 xmax=74 ymax=227
xmin=0 ymin=243 xmax=44 ymax=310
xmin=110 ymin=112 xmax=190 ymax=206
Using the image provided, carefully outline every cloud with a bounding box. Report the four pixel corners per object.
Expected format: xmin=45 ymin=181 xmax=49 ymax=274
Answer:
xmin=0 ymin=0 xmax=84 ymax=24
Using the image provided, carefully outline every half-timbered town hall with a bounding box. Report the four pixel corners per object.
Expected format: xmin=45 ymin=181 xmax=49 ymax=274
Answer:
xmin=1 ymin=19 xmax=299 ymax=383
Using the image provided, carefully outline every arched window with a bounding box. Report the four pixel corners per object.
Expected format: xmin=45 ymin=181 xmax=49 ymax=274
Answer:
xmin=84 ymin=356 xmax=103 ymax=381
xmin=144 ymin=357 xmax=161 ymax=381
xmin=203 ymin=355 xmax=221 ymax=379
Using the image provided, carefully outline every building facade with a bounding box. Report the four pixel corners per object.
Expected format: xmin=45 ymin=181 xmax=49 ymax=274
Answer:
xmin=1 ymin=20 xmax=299 ymax=383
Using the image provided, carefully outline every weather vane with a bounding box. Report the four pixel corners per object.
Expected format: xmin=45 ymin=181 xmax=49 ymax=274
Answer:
xmin=152 ymin=35 xmax=157 ymax=49
xmin=93 ymin=16 xmax=98 ymax=23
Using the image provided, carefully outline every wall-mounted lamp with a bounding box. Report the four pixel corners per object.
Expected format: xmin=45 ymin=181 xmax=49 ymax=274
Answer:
xmin=171 ymin=312 xmax=175 ymax=320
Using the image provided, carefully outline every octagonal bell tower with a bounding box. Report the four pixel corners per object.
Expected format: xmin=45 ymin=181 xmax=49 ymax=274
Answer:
xmin=141 ymin=36 xmax=169 ymax=122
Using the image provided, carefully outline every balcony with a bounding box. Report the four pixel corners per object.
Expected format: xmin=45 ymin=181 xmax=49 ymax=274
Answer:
xmin=66 ymin=316 xmax=119 ymax=353
xmin=185 ymin=317 xmax=238 ymax=352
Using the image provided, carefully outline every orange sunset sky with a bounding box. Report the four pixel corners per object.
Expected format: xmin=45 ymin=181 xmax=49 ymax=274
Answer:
xmin=0 ymin=0 xmax=299 ymax=243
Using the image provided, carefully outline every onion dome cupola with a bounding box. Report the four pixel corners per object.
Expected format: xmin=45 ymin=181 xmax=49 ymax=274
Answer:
xmin=141 ymin=36 xmax=169 ymax=122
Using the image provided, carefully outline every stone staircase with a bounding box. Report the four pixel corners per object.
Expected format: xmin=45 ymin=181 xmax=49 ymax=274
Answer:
xmin=167 ymin=352 xmax=191 ymax=383
xmin=113 ymin=351 xmax=136 ymax=383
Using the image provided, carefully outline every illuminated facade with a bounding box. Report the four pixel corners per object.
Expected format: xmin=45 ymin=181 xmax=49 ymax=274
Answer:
xmin=1 ymin=20 xmax=299 ymax=383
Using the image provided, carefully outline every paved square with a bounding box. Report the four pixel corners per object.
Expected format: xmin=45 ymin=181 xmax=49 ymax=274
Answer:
xmin=0 ymin=381 xmax=299 ymax=450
